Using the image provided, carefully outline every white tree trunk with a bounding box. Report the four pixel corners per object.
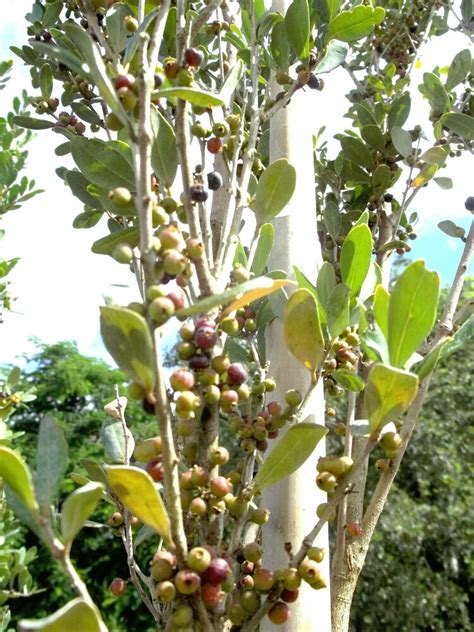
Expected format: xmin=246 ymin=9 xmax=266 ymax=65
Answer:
xmin=261 ymin=4 xmax=332 ymax=628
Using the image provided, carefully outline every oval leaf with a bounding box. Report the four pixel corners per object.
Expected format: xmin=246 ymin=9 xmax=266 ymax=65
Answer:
xmin=327 ymin=283 xmax=350 ymax=339
xmin=92 ymin=227 xmax=139 ymax=255
xmin=70 ymin=137 xmax=135 ymax=190
xmin=152 ymin=87 xmax=223 ymax=108
xmin=12 ymin=116 xmax=55 ymax=130
xmin=391 ymin=126 xmax=413 ymax=158
xmin=365 ymin=364 xmax=419 ymax=431
xmin=340 ymin=223 xmax=373 ymax=297
xmin=283 ymin=288 xmax=325 ymax=373
xmin=373 ymin=284 xmax=390 ymax=340
xmin=100 ymin=305 xmax=155 ymax=391
xmin=327 ymin=5 xmax=385 ymax=43
xmin=105 ymin=465 xmax=172 ymax=545
xmin=101 ymin=419 xmax=135 ymax=464
xmin=439 ymin=113 xmax=474 ymax=141
xmin=253 ymin=423 xmax=327 ymax=492
xmin=36 ymin=416 xmax=69 ymax=515
xmin=388 ymin=260 xmax=440 ymax=368
xmin=0 ymin=447 xmax=38 ymax=512
xmin=438 ymin=220 xmax=465 ymax=239
xmin=251 ymin=159 xmax=296 ymax=224
xmin=333 ymin=369 xmax=365 ymax=392
xmin=151 ymin=106 xmax=178 ymax=188
xmin=285 ymin=0 xmax=310 ymax=61
xmin=250 ymin=223 xmax=274 ymax=275
xmin=61 ymin=482 xmax=104 ymax=544
xmin=18 ymin=598 xmax=105 ymax=632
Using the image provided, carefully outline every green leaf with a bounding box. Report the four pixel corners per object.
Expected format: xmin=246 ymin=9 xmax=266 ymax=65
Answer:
xmin=365 ymin=364 xmax=418 ymax=431
xmin=418 ymin=146 xmax=449 ymax=166
xmin=6 ymin=366 xmax=21 ymax=388
xmin=333 ymin=369 xmax=365 ymax=392
xmin=61 ymin=482 xmax=104 ymax=545
xmin=283 ymin=289 xmax=325 ymax=374
xmin=30 ymin=41 xmax=87 ymax=80
xmin=65 ymin=170 xmax=100 ymax=207
xmin=316 ymin=262 xmax=336 ymax=309
xmin=12 ymin=116 xmax=55 ymax=130
xmin=461 ymin=0 xmax=473 ymax=23
xmin=438 ymin=220 xmax=466 ymax=239
xmin=73 ymin=211 xmax=103 ymax=229
xmin=35 ymin=416 xmax=68 ymax=515
xmin=340 ymin=136 xmax=374 ymax=171
xmin=0 ymin=447 xmax=38 ymax=512
xmin=433 ymin=176 xmax=453 ymax=190
xmin=390 ymin=126 xmax=413 ymax=158
xmin=388 ymin=260 xmax=440 ymax=368
xmin=80 ymin=459 xmax=109 ymax=487
xmin=439 ymin=113 xmax=474 ymax=141
xmin=373 ymin=284 xmax=390 ymax=340
xmin=413 ymin=338 xmax=451 ymax=380
xmin=92 ymin=227 xmax=139 ymax=255
xmin=340 ymin=223 xmax=373 ymax=297
xmin=251 ymin=224 xmax=274 ymax=275
xmin=294 ymin=265 xmax=326 ymax=325
xmin=100 ymin=306 xmax=155 ymax=391
xmin=101 ymin=419 xmax=135 ymax=464
xmin=152 ymin=87 xmax=224 ymax=108
xmin=323 ymin=201 xmax=341 ymax=238
xmin=285 ymin=0 xmax=310 ymax=61
xmin=361 ymin=323 xmax=390 ymax=364
xmin=106 ymin=2 xmax=134 ymax=52
xmin=372 ymin=164 xmax=392 ymax=194
xmin=39 ymin=63 xmax=53 ymax=100
xmin=271 ymin=21 xmax=291 ymax=69
xmin=253 ymin=423 xmax=327 ymax=492
xmin=315 ymin=40 xmax=348 ymax=73
xmin=70 ymin=137 xmax=135 ymax=190
xmin=361 ymin=124 xmax=386 ymax=153
xmin=327 ymin=283 xmax=350 ymax=339
xmin=62 ymin=23 xmax=126 ymax=122
xmin=251 ymin=159 xmax=296 ymax=224
xmin=18 ymin=598 xmax=105 ymax=632
xmin=421 ymin=72 xmax=450 ymax=114
xmin=387 ymin=93 xmax=411 ymax=129
xmin=327 ymin=5 xmax=385 ymax=43
xmin=105 ymin=465 xmax=172 ymax=545
xmin=446 ymin=49 xmax=472 ymax=91
xmin=70 ymin=102 xmax=102 ymax=126
xmin=218 ymin=59 xmax=244 ymax=106
xmin=150 ymin=106 xmax=178 ymax=188
xmin=178 ymin=277 xmax=290 ymax=317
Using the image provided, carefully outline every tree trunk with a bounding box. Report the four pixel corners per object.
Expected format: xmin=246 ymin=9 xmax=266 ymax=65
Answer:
xmin=261 ymin=3 xmax=331 ymax=627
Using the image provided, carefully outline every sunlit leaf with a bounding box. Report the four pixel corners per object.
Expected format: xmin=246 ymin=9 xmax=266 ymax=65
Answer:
xmin=365 ymin=364 xmax=418 ymax=431
xmin=250 ymin=223 xmax=274 ymax=275
xmin=283 ymin=289 xmax=325 ymax=374
xmin=340 ymin=223 xmax=373 ymax=297
xmin=36 ymin=416 xmax=68 ymax=515
xmin=327 ymin=5 xmax=385 ymax=43
xmin=0 ymin=447 xmax=38 ymax=512
xmin=151 ymin=87 xmax=224 ymax=107
xmin=61 ymin=482 xmax=104 ymax=544
xmin=251 ymin=159 xmax=296 ymax=224
xmin=285 ymin=0 xmax=310 ymax=61
xmin=18 ymin=598 xmax=105 ymax=632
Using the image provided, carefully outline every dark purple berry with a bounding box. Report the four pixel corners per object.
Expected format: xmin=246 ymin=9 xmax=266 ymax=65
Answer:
xmin=189 ymin=183 xmax=209 ymax=203
xmin=207 ymin=171 xmax=223 ymax=191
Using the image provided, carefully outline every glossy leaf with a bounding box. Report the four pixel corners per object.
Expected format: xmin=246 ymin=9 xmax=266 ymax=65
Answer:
xmin=152 ymin=87 xmax=224 ymax=108
xmin=92 ymin=227 xmax=139 ymax=255
xmin=294 ymin=265 xmax=326 ymax=325
xmin=101 ymin=419 xmax=135 ymax=464
xmin=373 ymin=284 xmax=390 ymax=340
xmin=251 ymin=159 xmax=296 ymax=224
xmin=253 ymin=423 xmax=327 ymax=492
xmin=285 ymin=0 xmax=310 ymax=61
xmin=327 ymin=5 xmax=385 ymax=43
xmin=387 ymin=93 xmax=411 ymax=129
xmin=251 ymin=223 xmax=274 ymax=275
xmin=73 ymin=211 xmax=103 ymax=229
xmin=365 ymin=364 xmax=418 ymax=431
xmin=391 ymin=126 xmax=412 ymax=158
xmin=388 ymin=260 xmax=440 ymax=368
xmin=413 ymin=338 xmax=452 ymax=380
xmin=105 ymin=466 xmax=172 ymax=545
xmin=12 ymin=116 xmax=55 ymax=130
xmin=36 ymin=416 xmax=68 ymax=515
xmin=106 ymin=2 xmax=134 ymax=52
xmin=18 ymin=598 xmax=104 ymax=632
xmin=411 ymin=163 xmax=438 ymax=188
xmin=151 ymin=106 xmax=177 ymax=188
xmin=315 ymin=40 xmax=348 ymax=73
xmin=421 ymin=72 xmax=450 ymax=113
xmin=61 ymin=482 xmax=104 ymax=544
xmin=283 ymin=289 xmax=325 ymax=374
xmin=100 ymin=306 xmax=155 ymax=391
xmin=340 ymin=223 xmax=373 ymax=297
xmin=341 ymin=136 xmax=374 ymax=171
xmin=71 ymin=137 xmax=135 ymax=190
xmin=0 ymin=447 xmax=38 ymax=512
xmin=327 ymin=283 xmax=350 ymax=339
xmin=333 ymin=369 xmax=365 ymax=392
xmin=439 ymin=113 xmax=474 ymax=141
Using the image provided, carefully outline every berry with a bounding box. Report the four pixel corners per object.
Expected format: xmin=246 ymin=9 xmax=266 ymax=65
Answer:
xmin=220 ymin=316 xmax=240 ymax=335
xmin=186 ymin=238 xmax=204 ymax=259
xmin=202 ymin=558 xmax=231 ymax=586
xmin=307 ymin=546 xmax=325 ymax=563
xmin=281 ymin=588 xmax=299 ymax=603
xmin=151 ymin=551 xmax=176 ymax=581
xmin=240 ymin=590 xmax=260 ymax=614
xmin=184 ymin=47 xmax=204 ymax=67
xmin=298 ymin=559 xmax=322 ymax=585
xmin=207 ymin=171 xmax=223 ymax=191
xmin=465 ymin=196 xmax=474 ymax=212
xmin=167 ymin=290 xmax=185 ymax=310
xmin=207 ymin=136 xmax=223 ymax=154
xmin=227 ymin=363 xmax=247 ymax=386
xmin=175 ymin=569 xmax=201 ymax=594
xmin=115 ymin=73 xmax=135 ymax=90
xmin=109 ymin=578 xmax=127 ymax=597
xmin=107 ymin=512 xmax=124 ymax=527
xmin=189 ymin=354 xmax=210 ymax=370
xmin=187 ymin=546 xmax=212 ymax=573
xmin=253 ymin=568 xmax=274 ymax=592
xmin=163 ymin=58 xmax=179 ymax=80
xmin=190 ymin=497 xmax=208 ymax=516
xmin=212 ymin=121 xmax=230 ymax=138
xmin=316 ymin=471 xmax=337 ymax=492
xmin=163 ymin=249 xmax=187 ymax=276
xmin=108 ymin=186 xmax=132 ymax=207
xmin=189 ymin=183 xmax=209 ymax=203
xmin=195 ymin=326 xmax=218 ymax=349
xmin=149 ymin=296 xmax=175 ymax=325
xmin=220 ymin=389 xmax=239 ymax=413
xmin=154 ymin=580 xmax=176 ymax=602
xmin=172 ymin=603 xmax=194 ymax=626
xmin=146 ymin=459 xmax=164 ymax=482
xmin=124 ymin=15 xmax=139 ymax=33
xmin=201 ymin=583 xmax=223 ymax=607
xmin=347 ymin=521 xmax=363 ymax=537
xmin=243 ymin=542 xmax=262 ymax=564
xmin=112 ymin=243 xmax=133 ymax=264
xmin=209 ymin=446 xmax=230 ymax=466
xmin=177 ymin=68 xmax=194 ymax=86
xmin=210 ymin=476 xmax=232 ymax=498
xmin=170 ymin=368 xmax=195 ymax=392
xmin=250 ymin=508 xmax=270 ymax=525
xmin=268 ymin=601 xmax=291 ymax=624
xmin=285 ymin=389 xmax=302 ymax=408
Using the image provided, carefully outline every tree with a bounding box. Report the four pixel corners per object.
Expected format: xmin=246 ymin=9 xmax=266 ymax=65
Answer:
xmin=0 ymin=1 xmax=473 ymax=631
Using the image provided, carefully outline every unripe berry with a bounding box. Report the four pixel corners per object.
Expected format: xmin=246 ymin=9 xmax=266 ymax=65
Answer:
xmin=380 ymin=431 xmax=402 ymax=451
xmin=149 ymin=297 xmax=175 ymax=325
xmin=285 ymin=389 xmax=302 ymax=408
xmin=211 ymin=354 xmax=230 ymax=374
xmin=209 ymin=446 xmax=230 ymax=466
xmin=108 ymin=512 xmax=124 ymax=527
xmin=298 ymin=559 xmax=323 ymax=585
xmin=283 ymin=567 xmax=301 ymax=591
xmin=243 ymin=542 xmax=262 ymax=563
xmin=109 ymin=578 xmax=127 ymax=597
xmin=163 ymin=249 xmax=187 ymax=276
xmin=109 ymin=186 xmax=132 ymax=207
xmin=187 ymin=546 xmax=212 ymax=573
xmin=307 ymin=547 xmax=325 ymax=563
xmin=124 ymin=15 xmax=138 ymax=33
xmin=172 ymin=603 xmax=194 ymax=626
xmin=154 ymin=580 xmax=176 ymax=602
xmin=201 ymin=582 xmax=223 ymax=607
xmin=151 ymin=553 xmax=175 ymax=581
xmin=220 ymin=316 xmax=240 ymax=335
xmin=186 ymin=237 xmax=204 ymax=259
xmin=190 ymin=497 xmax=208 ymax=516
xmin=202 ymin=384 xmax=221 ymax=405
xmin=316 ymin=471 xmax=337 ymax=492
xmin=175 ymin=569 xmax=201 ymax=594
xmin=250 ymin=507 xmax=270 ymax=525
xmin=212 ymin=121 xmax=230 ymax=138
xmin=253 ymin=568 xmax=274 ymax=592
xmin=220 ymin=389 xmax=239 ymax=413
xmin=170 ymin=368 xmax=195 ymax=392
xmin=112 ymin=243 xmax=133 ymax=264
xmin=210 ymin=476 xmax=232 ymax=498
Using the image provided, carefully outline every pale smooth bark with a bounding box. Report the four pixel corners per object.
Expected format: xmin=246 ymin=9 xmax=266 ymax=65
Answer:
xmin=261 ymin=6 xmax=331 ymax=626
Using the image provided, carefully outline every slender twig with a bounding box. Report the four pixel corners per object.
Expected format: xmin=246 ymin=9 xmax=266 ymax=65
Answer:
xmin=148 ymin=0 xmax=172 ymax=69
xmin=138 ymin=0 xmax=146 ymax=24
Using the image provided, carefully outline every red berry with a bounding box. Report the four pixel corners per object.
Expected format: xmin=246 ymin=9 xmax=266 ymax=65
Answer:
xmin=210 ymin=476 xmax=232 ymax=498
xmin=170 ymin=368 xmax=195 ymax=391
xmin=167 ymin=290 xmax=185 ymax=310
xmin=281 ymin=588 xmax=299 ymax=603
xmin=268 ymin=601 xmax=291 ymax=624
xmin=184 ymin=47 xmax=204 ymax=67
xmin=146 ymin=459 xmax=164 ymax=482
xmin=227 ymin=363 xmax=248 ymax=386
xmin=109 ymin=577 xmax=127 ymax=597
xmin=207 ymin=136 xmax=223 ymax=154
xmin=115 ymin=73 xmax=135 ymax=90
xmin=195 ymin=325 xmax=218 ymax=349
xmin=347 ymin=522 xmax=363 ymax=537
xmin=202 ymin=558 xmax=231 ymax=586
xmin=201 ymin=583 xmax=223 ymax=607
xmin=196 ymin=317 xmax=217 ymax=329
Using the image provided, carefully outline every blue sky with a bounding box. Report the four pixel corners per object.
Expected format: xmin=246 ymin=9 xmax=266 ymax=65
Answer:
xmin=0 ymin=4 xmax=472 ymax=369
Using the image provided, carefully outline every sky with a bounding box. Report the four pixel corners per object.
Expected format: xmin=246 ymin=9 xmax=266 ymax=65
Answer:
xmin=0 ymin=1 xmax=473 ymax=370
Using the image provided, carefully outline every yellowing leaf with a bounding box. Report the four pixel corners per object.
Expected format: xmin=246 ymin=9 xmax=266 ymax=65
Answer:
xmin=18 ymin=598 xmax=106 ymax=632
xmin=365 ymin=364 xmax=419 ymax=431
xmin=105 ymin=466 xmax=172 ymax=546
xmin=283 ymin=289 xmax=325 ymax=375
xmin=0 ymin=447 xmax=38 ymax=512
xmin=222 ymin=279 xmax=292 ymax=316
